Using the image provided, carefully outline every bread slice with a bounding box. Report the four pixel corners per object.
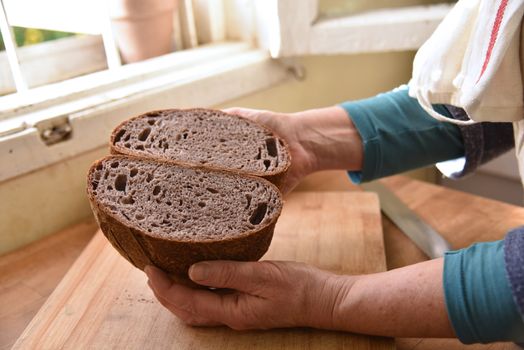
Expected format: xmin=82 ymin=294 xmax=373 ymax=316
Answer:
xmin=87 ymin=155 xmax=282 ymax=286
xmin=110 ymin=109 xmax=291 ymax=189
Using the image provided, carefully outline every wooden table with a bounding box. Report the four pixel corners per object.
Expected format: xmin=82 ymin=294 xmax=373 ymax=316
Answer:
xmin=2 ymin=173 xmax=523 ymax=350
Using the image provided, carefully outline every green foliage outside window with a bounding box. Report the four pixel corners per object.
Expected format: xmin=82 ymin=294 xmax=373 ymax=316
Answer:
xmin=0 ymin=27 xmax=75 ymax=51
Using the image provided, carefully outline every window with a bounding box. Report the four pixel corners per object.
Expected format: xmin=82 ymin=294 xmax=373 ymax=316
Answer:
xmin=0 ymin=0 xmax=292 ymax=182
xmin=254 ymin=0 xmax=454 ymax=57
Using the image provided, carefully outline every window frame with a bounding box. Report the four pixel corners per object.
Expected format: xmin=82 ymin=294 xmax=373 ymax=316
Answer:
xmin=0 ymin=0 xmax=281 ymax=184
xmin=0 ymin=42 xmax=290 ymax=182
xmin=254 ymin=0 xmax=453 ymax=57
xmin=0 ymin=35 xmax=108 ymax=96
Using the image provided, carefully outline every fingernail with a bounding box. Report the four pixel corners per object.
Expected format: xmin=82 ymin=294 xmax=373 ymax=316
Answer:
xmin=189 ymin=262 xmax=209 ymax=281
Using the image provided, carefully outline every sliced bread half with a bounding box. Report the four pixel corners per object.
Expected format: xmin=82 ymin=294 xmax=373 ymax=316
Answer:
xmin=87 ymin=155 xmax=282 ymax=286
xmin=110 ymin=109 xmax=291 ymax=188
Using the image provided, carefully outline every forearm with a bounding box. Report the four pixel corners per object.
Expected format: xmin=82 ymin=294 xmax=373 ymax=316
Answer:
xmin=291 ymin=88 xmax=465 ymax=181
xmin=330 ymin=258 xmax=455 ymax=338
xmin=340 ymin=87 xmax=464 ymax=182
xmin=292 ymin=106 xmax=363 ymax=172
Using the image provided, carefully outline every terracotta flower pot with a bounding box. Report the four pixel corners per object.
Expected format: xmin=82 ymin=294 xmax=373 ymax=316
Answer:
xmin=109 ymin=0 xmax=178 ymax=63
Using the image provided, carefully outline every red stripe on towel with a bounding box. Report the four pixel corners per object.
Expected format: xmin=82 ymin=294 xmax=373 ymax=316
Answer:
xmin=476 ymin=0 xmax=508 ymax=83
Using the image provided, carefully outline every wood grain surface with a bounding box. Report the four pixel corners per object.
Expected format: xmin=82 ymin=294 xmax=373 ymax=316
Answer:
xmin=0 ymin=219 xmax=97 ymax=350
xmin=13 ymin=192 xmax=394 ymax=350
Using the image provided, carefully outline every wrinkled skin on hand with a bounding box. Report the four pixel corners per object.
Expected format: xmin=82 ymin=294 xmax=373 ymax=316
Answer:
xmin=145 ymin=260 xmax=353 ymax=331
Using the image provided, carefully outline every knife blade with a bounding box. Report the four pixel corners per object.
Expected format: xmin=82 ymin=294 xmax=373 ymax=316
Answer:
xmin=361 ymin=181 xmax=452 ymax=259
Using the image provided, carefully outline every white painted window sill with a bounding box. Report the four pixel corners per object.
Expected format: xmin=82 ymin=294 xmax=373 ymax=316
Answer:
xmin=309 ymin=4 xmax=452 ymax=54
xmin=0 ymin=42 xmax=290 ymax=183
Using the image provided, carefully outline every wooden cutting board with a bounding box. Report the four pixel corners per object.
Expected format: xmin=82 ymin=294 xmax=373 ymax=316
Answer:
xmin=13 ymin=192 xmax=394 ymax=350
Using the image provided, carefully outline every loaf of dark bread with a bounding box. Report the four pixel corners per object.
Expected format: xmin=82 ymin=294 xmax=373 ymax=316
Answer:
xmin=87 ymin=155 xmax=283 ymax=286
xmin=110 ymin=109 xmax=291 ymax=189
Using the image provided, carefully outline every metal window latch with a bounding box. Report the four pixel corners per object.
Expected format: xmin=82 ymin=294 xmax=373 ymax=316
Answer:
xmin=35 ymin=115 xmax=73 ymax=146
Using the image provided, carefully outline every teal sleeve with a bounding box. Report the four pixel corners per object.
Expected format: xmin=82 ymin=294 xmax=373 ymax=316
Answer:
xmin=444 ymin=241 xmax=524 ymax=343
xmin=339 ymin=87 xmax=464 ymax=183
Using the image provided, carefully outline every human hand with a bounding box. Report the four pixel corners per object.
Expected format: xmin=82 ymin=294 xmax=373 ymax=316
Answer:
xmin=224 ymin=107 xmax=316 ymax=194
xmin=145 ymin=261 xmax=353 ymax=330
xmin=224 ymin=107 xmax=363 ymax=194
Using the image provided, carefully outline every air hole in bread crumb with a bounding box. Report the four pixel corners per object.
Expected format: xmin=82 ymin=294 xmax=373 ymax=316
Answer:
xmin=104 ymin=171 xmax=109 ymax=179
xmin=130 ymin=169 xmax=138 ymax=177
xmin=111 ymin=161 xmax=119 ymax=168
xmin=135 ymin=145 xmax=144 ymax=150
xmin=263 ymin=159 xmax=271 ymax=170
xmin=96 ymin=163 xmax=103 ymax=170
xmin=245 ymin=194 xmax=252 ymax=209
xmin=124 ymin=143 xmax=131 ymax=148
xmin=265 ymin=138 xmax=278 ymax=157
xmin=135 ymin=214 xmax=145 ymax=220
xmin=219 ymin=138 xmax=226 ymax=142
xmin=249 ymin=203 xmax=267 ymax=225
xmin=198 ymin=201 xmax=206 ymax=208
xmin=183 ymin=133 xmax=188 ymax=139
xmin=107 ymin=185 xmax=113 ymax=190
xmin=115 ymin=174 xmax=127 ymax=192
xmin=153 ymin=185 xmax=161 ymax=195
xmin=114 ymin=129 xmax=126 ymax=143
xmin=147 ymin=119 xmax=155 ymax=125
xmin=206 ymin=188 xmax=218 ymax=194
xmin=124 ymin=134 xmax=131 ymax=142
xmin=175 ymin=134 xmax=181 ymax=141
xmin=146 ymin=173 xmax=153 ymax=182
xmin=120 ymin=196 xmax=135 ymax=205
xmin=138 ymin=127 xmax=151 ymax=141
xmin=91 ymin=181 xmax=99 ymax=190
xmin=255 ymin=149 xmax=261 ymax=160
xmin=166 ymin=201 xmax=172 ymax=206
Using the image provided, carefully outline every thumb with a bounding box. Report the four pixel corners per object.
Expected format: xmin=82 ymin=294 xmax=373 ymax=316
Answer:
xmin=189 ymin=260 xmax=268 ymax=294
xmin=222 ymin=107 xmax=266 ymax=121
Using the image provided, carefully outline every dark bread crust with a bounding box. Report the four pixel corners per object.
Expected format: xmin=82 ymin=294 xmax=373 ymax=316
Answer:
xmin=87 ymin=155 xmax=282 ymax=287
xmin=109 ymin=108 xmax=291 ymax=191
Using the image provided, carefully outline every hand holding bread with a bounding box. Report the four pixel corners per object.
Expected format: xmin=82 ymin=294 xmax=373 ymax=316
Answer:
xmin=145 ymin=260 xmax=353 ymax=330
